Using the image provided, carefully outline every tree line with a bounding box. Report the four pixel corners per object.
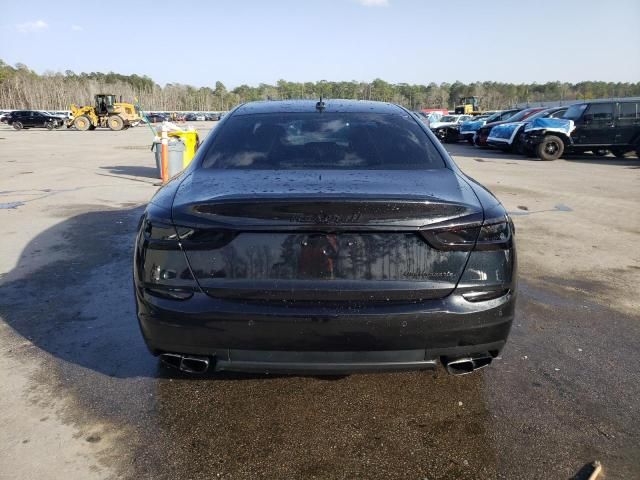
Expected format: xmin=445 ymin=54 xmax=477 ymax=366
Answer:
xmin=1 ymin=59 xmax=639 ymax=112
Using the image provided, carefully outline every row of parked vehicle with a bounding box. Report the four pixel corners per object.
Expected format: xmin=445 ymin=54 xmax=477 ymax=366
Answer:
xmin=417 ymin=98 xmax=640 ymax=160
xmin=0 ymin=109 xmax=228 ymax=130
xmin=144 ymin=112 xmax=226 ymax=123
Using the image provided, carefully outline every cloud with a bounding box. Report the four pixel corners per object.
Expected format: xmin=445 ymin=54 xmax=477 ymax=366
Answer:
xmin=16 ymin=20 xmax=48 ymax=33
xmin=71 ymin=25 xmax=83 ymax=31
xmin=354 ymin=0 xmax=389 ymax=6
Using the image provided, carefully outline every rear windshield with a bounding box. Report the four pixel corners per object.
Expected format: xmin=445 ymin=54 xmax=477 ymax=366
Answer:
xmin=201 ymin=112 xmax=446 ymax=170
xmin=503 ymin=109 xmax=538 ymax=122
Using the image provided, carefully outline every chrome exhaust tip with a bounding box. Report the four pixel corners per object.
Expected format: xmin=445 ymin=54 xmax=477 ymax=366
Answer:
xmin=179 ymin=355 xmax=210 ymax=374
xmin=159 ymin=353 xmax=210 ymax=374
xmin=445 ymin=355 xmax=493 ymax=376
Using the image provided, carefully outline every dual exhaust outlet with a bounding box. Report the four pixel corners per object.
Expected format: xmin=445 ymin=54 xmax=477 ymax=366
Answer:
xmin=160 ymin=352 xmax=494 ymax=375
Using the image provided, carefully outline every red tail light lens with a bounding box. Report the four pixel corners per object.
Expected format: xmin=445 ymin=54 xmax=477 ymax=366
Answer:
xmin=420 ymin=224 xmax=481 ymax=251
xmin=138 ymin=218 xmax=198 ymax=300
xmin=421 ymin=215 xmax=512 ymax=251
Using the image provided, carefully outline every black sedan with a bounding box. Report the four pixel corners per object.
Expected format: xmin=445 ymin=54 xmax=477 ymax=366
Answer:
xmin=144 ymin=113 xmax=168 ymax=123
xmin=7 ymin=110 xmax=64 ymax=130
xmin=133 ymin=100 xmax=517 ymax=376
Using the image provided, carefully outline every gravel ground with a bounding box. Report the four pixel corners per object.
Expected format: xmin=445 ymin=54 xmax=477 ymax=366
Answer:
xmin=0 ymin=122 xmax=638 ymax=479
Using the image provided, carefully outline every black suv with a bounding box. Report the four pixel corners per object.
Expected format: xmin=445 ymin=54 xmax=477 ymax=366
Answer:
xmin=522 ymin=99 xmax=640 ymax=160
xmin=7 ymin=110 xmax=64 ymax=130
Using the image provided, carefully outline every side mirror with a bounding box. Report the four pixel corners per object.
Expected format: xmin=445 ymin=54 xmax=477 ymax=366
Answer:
xmin=582 ymin=114 xmax=593 ymax=123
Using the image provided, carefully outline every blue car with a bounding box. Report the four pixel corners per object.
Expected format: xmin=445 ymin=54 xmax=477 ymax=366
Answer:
xmin=459 ymin=110 xmax=520 ymax=144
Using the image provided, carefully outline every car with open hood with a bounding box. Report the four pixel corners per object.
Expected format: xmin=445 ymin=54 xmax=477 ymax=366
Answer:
xmin=134 ymin=99 xmax=517 ymax=376
xmin=487 ymin=106 xmax=568 ymax=152
xmin=458 ymin=109 xmax=521 ymax=144
xmin=474 ymin=107 xmax=545 ymax=146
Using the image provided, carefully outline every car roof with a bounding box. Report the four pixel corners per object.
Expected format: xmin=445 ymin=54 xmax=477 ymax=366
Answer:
xmin=233 ymin=99 xmax=406 ymax=116
xmin=570 ymin=97 xmax=640 ymax=105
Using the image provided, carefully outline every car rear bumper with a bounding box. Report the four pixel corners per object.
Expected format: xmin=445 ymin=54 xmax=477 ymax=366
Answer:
xmin=136 ymin=289 xmax=514 ymax=373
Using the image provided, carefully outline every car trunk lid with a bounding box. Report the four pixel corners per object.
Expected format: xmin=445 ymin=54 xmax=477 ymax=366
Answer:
xmin=173 ymin=169 xmax=480 ymax=302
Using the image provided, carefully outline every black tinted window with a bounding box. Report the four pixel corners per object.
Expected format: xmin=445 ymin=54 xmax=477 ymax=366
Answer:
xmin=585 ymin=103 xmax=613 ymax=120
xmin=202 ymin=113 xmax=445 ymax=170
xmin=564 ymin=104 xmax=588 ymax=120
xmin=618 ymin=102 xmax=639 ymax=119
xmin=499 ymin=110 xmax=519 ymax=121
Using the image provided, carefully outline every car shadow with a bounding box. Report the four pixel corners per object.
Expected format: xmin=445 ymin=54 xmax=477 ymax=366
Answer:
xmin=0 ymin=205 xmax=397 ymax=382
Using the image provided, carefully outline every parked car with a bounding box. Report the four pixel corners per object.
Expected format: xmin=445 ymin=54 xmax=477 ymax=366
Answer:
xmin=0 ymin=110 xmax=13 ymax=123
xmin=133 ymin=99 xmax=517 ymax=376
xmin=430 ymin=114 xmax=473 ymax=141
xmin=185 ymin=113 xmax=197 ymax=121
xmin=6 ymin=110 xmax=65 ymax=130
xmin=520 ymin=99 xmax=640 ymax=160
xmin=144 ymin=113 xmax=168 ymax=123
xmin=487 ymin=107 xmax=568 ymax=152
xmin=474 ymin=107 xmax=545 ymax=146
xmin=195 ymin=113 xmax=206 ymax=121
xmin=458 ymin=109 xmax=521 ymax=144
xmin=435 ymin=111 xmax=509 ymax=144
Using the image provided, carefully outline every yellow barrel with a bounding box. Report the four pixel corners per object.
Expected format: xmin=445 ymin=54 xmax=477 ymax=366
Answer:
xmin=167 ymin=130 xmax=200 ymax=168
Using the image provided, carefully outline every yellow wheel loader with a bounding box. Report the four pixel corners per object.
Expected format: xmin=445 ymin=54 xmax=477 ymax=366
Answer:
xmin=454 ymin=96 xmax=483 ymax=115
xmin=69 ymin=94 xmax=141 ymax=131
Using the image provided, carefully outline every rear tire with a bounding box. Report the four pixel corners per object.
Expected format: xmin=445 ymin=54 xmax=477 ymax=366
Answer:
xmin=108 ymin=115 xmax=124 ymax=131
xmin=45 ymin=122 xmax=54 ymax=131
xmin=74 ymin=116 xmax=91 ymax=131
xmin=536 ymin=135 xmax=564 ymax=161
xmin=12 ymin=122 xmax=23 ymax=130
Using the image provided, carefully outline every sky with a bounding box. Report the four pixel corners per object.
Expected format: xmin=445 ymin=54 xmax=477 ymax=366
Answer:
xmin=1 ymin=0 xmax=639 ymax=88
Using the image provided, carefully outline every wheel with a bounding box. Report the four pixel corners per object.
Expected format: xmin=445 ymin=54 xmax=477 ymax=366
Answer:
xmin=611 ymin=148 xmax=627 ymax=158
xmin=536 ymin=135 xmax=564 ymax=161
xmin=74 ymin=116 xmax=91 ymax=131
xmin=443 ymin=130 xmax=457 ymax=144
xmin=12 ymin=121 xmax=23 ymax=130
xmin=45 ymin=122 xmax=54 ymax=130
xmin=108 ymin=115 xmax=124 ymax=131
xmin=467 ymin=137 xmax=475 ymax=145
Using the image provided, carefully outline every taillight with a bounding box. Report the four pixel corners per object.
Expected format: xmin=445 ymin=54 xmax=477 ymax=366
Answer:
xmin=137 ymin=218 xmax=198 ymax=300
xmin=420 ymin=215 xmax=513 ymax=251
xmin=420 ymin=223 xmax=481 ymax=251
xmin=474 ymin=218 xmax=512 ymax=250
